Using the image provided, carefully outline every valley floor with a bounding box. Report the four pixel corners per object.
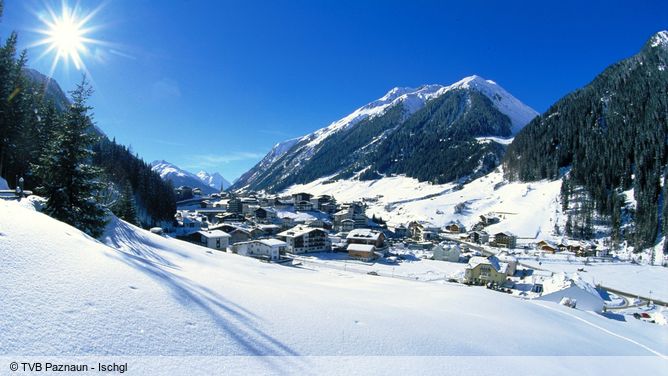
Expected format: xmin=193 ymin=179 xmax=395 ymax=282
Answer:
xmin=0 ymin=198 xmax=666 ymax=375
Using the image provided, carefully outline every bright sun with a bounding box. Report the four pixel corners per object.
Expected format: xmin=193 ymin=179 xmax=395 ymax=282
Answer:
xmin=31 ymin=1 xmax=103 ymax=73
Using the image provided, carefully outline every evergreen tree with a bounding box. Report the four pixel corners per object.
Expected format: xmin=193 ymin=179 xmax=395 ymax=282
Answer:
xmin=114 ymin=181 xmax=138 ymax=225
xmin=505 ymin=32 xmax=668 ymax=250
xmin=565 ymin=215 xmax=573 ymax=237
xmin=663 ymin=169 xmax=668 ymax=254
xmin=560 ymin=177 xmax=571 ymax=212
xmin=33 ymin=76 xmax=107 ymax=237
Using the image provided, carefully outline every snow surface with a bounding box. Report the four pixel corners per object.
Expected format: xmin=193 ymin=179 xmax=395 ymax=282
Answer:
xmin=286 ymin=169 xmax=563 ymax=240
xmin=521 ymin=259 xmax=668 ymax=302
xmin=294 ymin=252 xmax=466 ymax=282
xmin=1 ymin=199 xmax=666 ymax=373
xmin=650 ymin=30 xmax=668 ymax=48
xmin=476 ymin=136 xmax=515 ymax=145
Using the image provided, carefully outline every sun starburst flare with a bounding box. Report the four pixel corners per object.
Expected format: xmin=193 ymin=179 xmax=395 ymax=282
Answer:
xmin=30 ymin=1 xmax=106 ymax=76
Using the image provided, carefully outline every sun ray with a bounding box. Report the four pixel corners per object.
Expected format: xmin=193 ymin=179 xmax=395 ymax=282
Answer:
xmin=30 ymin=0 xmax=106 ymax=73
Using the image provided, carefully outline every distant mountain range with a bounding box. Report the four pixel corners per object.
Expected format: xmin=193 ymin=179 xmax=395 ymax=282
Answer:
xmin=232 ymin=75 xmax=538 ymax=192
xmin=151 ymin=160 xmax=230 ymax=194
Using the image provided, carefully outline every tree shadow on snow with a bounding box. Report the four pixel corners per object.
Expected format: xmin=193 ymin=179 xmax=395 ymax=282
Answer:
xmin=102 ymin=222 xmax=307 ymax=372
xmin=102 ymin=217 xmax=187 ymax=269
xmin=599 ymin=311 xmax=626 ymax=322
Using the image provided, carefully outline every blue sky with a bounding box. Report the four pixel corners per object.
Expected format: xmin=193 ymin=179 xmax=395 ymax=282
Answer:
xmin=1 ymin=0 xmax=666 ymax=180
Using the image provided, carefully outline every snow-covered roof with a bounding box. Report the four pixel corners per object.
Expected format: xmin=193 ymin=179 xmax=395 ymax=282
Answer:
xmin=346 ymin=229 xmax=383 ymax=241
xmin=259 ymin=224 xmax=281 ymax=230
xmin=541 ymin=272 xmax=599 ymax=296
xmin=198 ymin=230 xmax=230 ymax=238
xmin=467 ymin=256 xmax=492 ymax=268
xmin=347 ymin=244 xmax=376 ymax=252
xmin=467 ymin=256 xmax=508 ymax=274
xmin=277 ymin=225 xmax=324 ymax=238
xmin=258 ymin=238 xmax=288 ymax=247
xmin=434 ymin=243 xmax=460 ymax=252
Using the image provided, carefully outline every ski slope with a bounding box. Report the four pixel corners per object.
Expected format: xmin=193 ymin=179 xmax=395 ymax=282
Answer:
xmin=287 ymin=168 xmax=564 ymax=240
xmin=0 ymin=198 xmax=666 ymax=374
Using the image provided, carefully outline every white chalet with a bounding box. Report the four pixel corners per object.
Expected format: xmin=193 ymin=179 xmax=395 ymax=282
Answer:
xmin=432 ymin=242 xmax=461 ymax=262
xmin=233 ymin=239 xmax=287 ymax=261
xmin=197 ymin=230 xmax=230 ymax=251
xmin=346 ymin=228 xmax=385 ymax=248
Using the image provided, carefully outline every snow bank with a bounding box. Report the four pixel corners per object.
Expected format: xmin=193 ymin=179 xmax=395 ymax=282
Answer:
xmin=0 ymin=176 xmax=8 ymax=190
xmin=538 ymin=273 xmax=605 ymax=312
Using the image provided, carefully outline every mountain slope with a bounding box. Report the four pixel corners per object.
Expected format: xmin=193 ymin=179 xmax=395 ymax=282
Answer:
xmin=504 ymin=30 xmax=668 ymax=249
xmin=1 ymin=198 xmax=666 ymax=373
xmin=233 ymin=76 xmax=537 ymax=192
xmin=151 ymin=160 xmax=228 ymax=194
xmin=22 ymin=68 xmax=69 ymax=111
xmin=197 ymin=171 xmax=231 ymax=190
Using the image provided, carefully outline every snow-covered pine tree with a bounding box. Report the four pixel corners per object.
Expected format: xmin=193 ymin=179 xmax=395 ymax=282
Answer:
xmin=33 ymin=76 xmax=107 ymax=237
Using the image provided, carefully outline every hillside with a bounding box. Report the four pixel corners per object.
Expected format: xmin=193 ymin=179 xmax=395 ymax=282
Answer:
xmin=504 ymin=30 xmax=668 ymax=250
xmin=285 ymin=168 xmax=561 ymax=237
xmin=233 ymin=76 xmax=537 ymax=192
xmin=0 ymin=198 xmax=666 ymax=373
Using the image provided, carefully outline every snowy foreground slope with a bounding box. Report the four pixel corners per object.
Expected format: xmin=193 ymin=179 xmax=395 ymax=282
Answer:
xmin=0 ymin=199 xmax=666 ymax=374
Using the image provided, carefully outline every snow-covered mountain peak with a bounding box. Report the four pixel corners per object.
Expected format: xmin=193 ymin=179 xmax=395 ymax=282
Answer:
xmin=232 ymin=76 xmax=538 ymax=191
xmin=302 ymin=76 xmax=537 ymax=149
xmin=650 ymin=30 xmax=668 ymax=48
xmin=440 ymin=75 xmax=539 ymax=134
xmin=151 ymin=160 xmax=187 ymax=179
xmin=302 ymin=84 xmax=450 ymax=148
xmin=151 ymin=160 xmax=229 ymax=193
xmin=197 ymin=171 xmax=231 ymax=190
xmin=380 ymin=86 xmax=415 ymax=101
